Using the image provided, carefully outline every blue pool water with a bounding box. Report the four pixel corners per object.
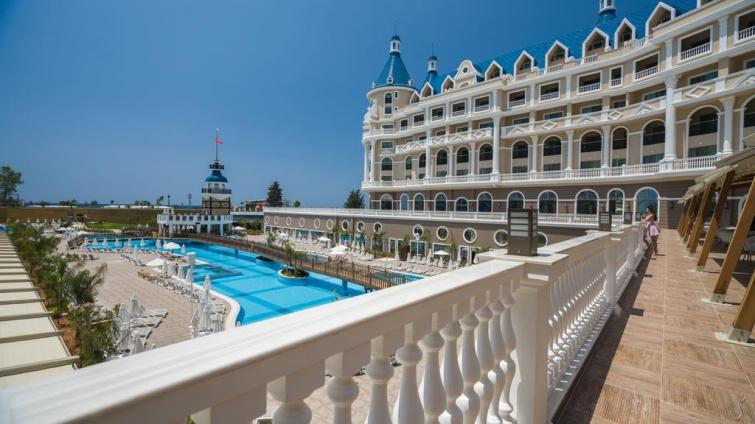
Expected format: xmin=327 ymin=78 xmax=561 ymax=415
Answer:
xmin=87 ymin=238 xmax=410 ymax=324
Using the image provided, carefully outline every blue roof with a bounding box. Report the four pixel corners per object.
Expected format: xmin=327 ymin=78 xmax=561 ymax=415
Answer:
xmin=205 ymin=170 xmax=228 ymax=183
xmin=425 ymin=0 xmax=698 ymax=94
xmin=373 ymin=50 xmax=414 ymax=89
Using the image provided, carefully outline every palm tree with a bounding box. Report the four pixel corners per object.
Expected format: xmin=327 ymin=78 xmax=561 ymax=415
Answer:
xmin=64 ymin=262 xmax=107 ymax=305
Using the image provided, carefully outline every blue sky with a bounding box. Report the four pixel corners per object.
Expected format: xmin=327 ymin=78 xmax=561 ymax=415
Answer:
xmin=0 ymin=0 xmax=660 ymax=207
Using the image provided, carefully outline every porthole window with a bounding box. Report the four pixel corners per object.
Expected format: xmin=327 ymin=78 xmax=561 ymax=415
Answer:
xmin=373 ymin=222 xmax=382 ymax=233
xmin=356 ymin=221 xmax=365 ymax=233
xmin=286 ymin=217 xmax=292 ymax=226
xmin=494 ymin=230 xmax=509 ymax=247
xmin=314 ymin=218 xmax=321 ymax=229
xmin=264 ymin=216 xmax=270 ymax=224
xmin=413 ymin=224 xmax=424 ymax=238
xmin=341 ymin=220 xmax=350 ymax=232
xmin=326 ymin=219 xmax=334 ymax=230
xmin=463 ymin=228 xmax=477 ymax=244
xmin=436 ymin=226 xmax=449 ymax=241
xmin=462 ymin=66 xmax=469 ymax=73
xmin=537 ymin=232 xmax=549 ymax=247
xmin=298 ymin=218 xmax=305 ymax=227
xmin=273 ymin=216 xmax=280 ymax=225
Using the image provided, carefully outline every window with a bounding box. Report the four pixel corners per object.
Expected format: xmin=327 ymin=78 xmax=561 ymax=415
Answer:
xmin=455 ymin=198 xmax=469 ymax=212
xmin=509 ymin=90 xmax=526 ymax=106
xmin=431 ymin=107 xmax=444 ymax=121
xmin=479 ymin=121 xmax=494 ymax=129
xmin=746 ymin=59 xmax=755 ymax=70
xmin=381 ymin=158 xmax=392 ymax=171
xmin=643 ymin=153 xmax=663 ymax=163
xmin=643 ymin=121 xmax=665 ymax=146
xmin=451 ymin=102 xmax=466 ymax=116
xmin=381 ymin=141 xmax=394 ymax=149
xmin=413 ymin=114 xmax=425 ymax=126
xmin=745 ymin=98 xmax=755 ymax=128
xmin=543 ymin=163 xmax=561 ymax=171
xmin=612 ymin=158 xmax=626 ymax=167
xmin=437 ymin=150 xmax=448 ymax=166
xmin=617 ymin=22 xmax=633 ymax=44
xmin=405 ymin=156 xmax=413 ymax=170
xmin=400 ymin=119 xmax=408 ymax=130
xmin=511 ymin=117 xmax=530 ymax=125
xmin=455 ymin=126 xmax=468 ymax=133
xmin=463 ymin=228 xmax=477 ymax=244
xmin=635 ymin=54 xmax=659 ymax=78
xmin=413 ymin=225 xmax=424 ymax=238
xmin=543 ymin=137 xmax=561 ymax=156
xmin=538 ymin=191 xmax=557 ymax=214
xmin=341 ymin=220 xmax=350 ymax=231
xmin=688 ymin=109 xmax=718 ymax=136
xmin=612 ymin=128 xmax=627 ymax=150
xmin=413 ymin=194 xmax=425 ymax=211
xmin=581 ymin=160 xmax=601 ymax=169
xmin=478 ymin=193 xmax=493 ymax=213
xmin=543 ymin=111 xmax=564 ymax=120
xmin=400 ymin=194 xmax=409 ymax=210
xmin=494 ymin=230 xmax=508 ymax=247
xmin=581 ymin=132 xmax=602 ymax=153
xmin=384 ymin=92 xmax=392 ymax=115
xmin=540 ymin=82 xmax=560 ymax=99
xmin=356 ymin=221 xmax=365 ymax=233
xmin=689 ymin=71 xmax=717 ymax=85
xmin=576 ymin=190 xmax=598 ymax=214
xmin=512 ymin=166 xmax=528 ymax=173
xmin=435 ymin=193 xmax=447 ymax=212
xmin=578 ymin=73 xmax=601 ymax=93
xmin=436 ymin=226 xmax=449 ymax=241
xmin=474 ymin=96 xmax=490 ymax=111
xmin=643 ymin=90 xmax=666 ymax=101
xmin=435 ymin=130 xmax=446 ymax=136
xmin=380 ymin=195 xmax=392 ymax=210
xmin=479 ymin=144 xmax=493 ymax=161
xmin=456 ymin=148 xmax=469 ymax=164
xmin=581 ymin=105 xmax=602 ymax=114
xmin=508 ymin=192 xmax=524 ymax=209
xmin=512 ymin=141 xmax=529 ymax=159
xmin=419 ymin=153 xmax=426 ymax=169
xmin=679 ymin=28 xmax=711 ymax=60
xmin=612 ymin=99 xmax=627 ymax=109
xmin=517 ymin=54 xmax=532 ymax=73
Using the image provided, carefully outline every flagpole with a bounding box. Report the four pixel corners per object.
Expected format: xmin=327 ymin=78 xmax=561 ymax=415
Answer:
xmin=215 ymin=128 xmax=219 ymax=161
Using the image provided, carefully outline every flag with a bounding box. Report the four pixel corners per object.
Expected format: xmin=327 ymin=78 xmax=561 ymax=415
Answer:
xmin=215 ymin=129 xmax=223 ymax=145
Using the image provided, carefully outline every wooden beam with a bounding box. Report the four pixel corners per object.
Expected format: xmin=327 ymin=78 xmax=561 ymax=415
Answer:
xmin=710 ymin=177 xmax=755 ymax=303
xmin=697 ymin=171 xmax=734 ymax=270
xmin=728 ymin=272 xmax=755 ymax=341
xmin=677 ymin=200 xmax=691 ymax=233
xmin=687 ymin=182 xmax=715 ymax=253
xmin=683 ymin=193 xmax=701 ymax=241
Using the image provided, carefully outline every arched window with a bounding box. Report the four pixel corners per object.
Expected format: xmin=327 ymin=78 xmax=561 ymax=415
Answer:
xmin=405 ymin=156 xmax=413 ymax=170
xmin=455 ymin=198 xmax=469 ymax=212
xmin=635 ymin=187 xmax=659 ymax=221
xmin=608 ymin=189 xmax=624 ymax=215
xmin=581 ymin=132 xmax=602 ymax=153
xmin=435 ymin=193 xmax=447 ymax=212
xmin=616 ymin=21 xmax=634 ymax=44
xmin=688 ymin=107 xmax=719 ymax=158
xmin=611 ymin=128 xmax=628 ymax=167
xmin=456 ymin=147 xmax=469 ymax=164
xmin=479 ymin=144 xmax=493 ymax=161
xmin=381 ymin=158 xmax=392 ymax=171
xmin=538 ymin=191 xmax=557 ymax=214
xmin=543 ymin=137 xmax=561 ymax=156
xmin=380 ymin=194 xmax=393 ymax=210
xmin=508 ymin=192 xmax=524 ymax=209
xmin=477 ymin=192 xmax=493 ymax=213
xmin=512 ymin=141 xmax=529 ymax=159
xmin=413 ymin=194 xmax=425 ymax=211
xmin=486 ymin=63 xmax=501 ymax=80
xmin=746 ymin=97 xmax=755 ymax=128
xmin=384 ymin=92 xmax=393 ymax=115
xmin=584 ymin=30 xmax=608 ymax=56
xmin=400 ymin=194 xmax=409 ymax=211
xmin=419 ymin=153 xmax=426 ymax=168
xmin=643 ymin=121 xmax=665 ymax=163
xmin=437 ymin=150 xmax=448 ymax=165
xmin=576 ymin=190 xmax=598 ymax=215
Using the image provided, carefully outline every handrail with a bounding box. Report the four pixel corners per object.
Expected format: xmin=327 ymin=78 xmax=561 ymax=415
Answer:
xmin=737 ymin=26 xmax=755 ymax=41
xmin=679 ymin=42 xmax=711 ymax=61
xmin=634 ymin=65 xmax=658 ymax=80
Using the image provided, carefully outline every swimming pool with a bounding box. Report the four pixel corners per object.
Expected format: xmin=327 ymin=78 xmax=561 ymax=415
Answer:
xmin=87 ymin=238 xmax=415 ymax=324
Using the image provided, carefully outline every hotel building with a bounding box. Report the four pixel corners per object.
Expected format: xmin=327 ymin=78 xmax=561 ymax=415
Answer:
xmin=265 ymin=0 xmax=755 ymax=258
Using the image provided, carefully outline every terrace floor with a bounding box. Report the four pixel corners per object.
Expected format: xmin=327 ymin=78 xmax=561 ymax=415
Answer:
xmin=555 ymin=232 xmax=755 ymax=423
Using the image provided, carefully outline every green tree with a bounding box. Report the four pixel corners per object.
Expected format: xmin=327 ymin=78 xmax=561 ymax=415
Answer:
xmin=343 ymin=189 xmax=365 ymax=209
xmin=0 ymin=165 xmax=23 ymax=206
xmin=64 ymin=262 xmax=108 ymax=305
xmin=267 ymin=181 xmax=283 ymax=207
xmin=292 ymin=200 xmax=301 ymax=208
xmin=69 ymin=304 xmax=117 ymax=366
xmin=39 ymin=201 xmax=50 ymax=207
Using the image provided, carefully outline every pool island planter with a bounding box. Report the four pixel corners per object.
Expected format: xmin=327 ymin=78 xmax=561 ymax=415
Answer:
xmin=277 ymin=268 xmax=309 ymax=280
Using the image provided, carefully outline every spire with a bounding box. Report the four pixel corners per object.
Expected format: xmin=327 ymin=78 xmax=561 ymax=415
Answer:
xmin=214 ymin=128 xmax=222 ymax=162
xmin=598 ymin=0 xmax=617 ymax=23
xmin=372 ymin=34 xmax=413 ymax=89
xmin=427 ymin=42 xmax=438 ymax=74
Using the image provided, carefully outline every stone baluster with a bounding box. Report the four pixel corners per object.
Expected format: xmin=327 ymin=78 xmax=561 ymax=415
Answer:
xmin=190 ymin=387 xmax=266 ymax=424
xmin=422 ymin=311 xmax=450 ymax=423
xmin=326 ymin=344 xmax=370 ymax=424
xmin=488 ymin=289 xmax=506 ymax=421
xmin=394 ymin=320 xmax=431 ymax=424
xmin=366 ymin=331 xmax=403 ymax=424
xmin=269 ymin=362 xmax=324 ymax=423
xmin=475 ymin=296 xmax=496 ymax=424
xmin=459 ymin=302 xmax=481 ymax=423
xmin=440 ymin=319 xmax=463 ymax=424
xmin=499 ymin=287 xmax=516 ymax=423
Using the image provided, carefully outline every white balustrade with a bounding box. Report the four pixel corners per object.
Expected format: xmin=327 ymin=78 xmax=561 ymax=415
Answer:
xmin=610 ymin=77 xmax=623 ymax=87
xmin=508 ymin=99 xmax=526 ymax=108
xmin=679 ymin=42 xmax=711 ymax=61
xmin=539 ymin=92 xmax=560 ymax=101
xmin=737 ymin=26 xmax=755 ymax=42
xmin=634 ymin=65 xmax=658 ymax=80
xmin=577 ymin=82 xmax=601 ymax=94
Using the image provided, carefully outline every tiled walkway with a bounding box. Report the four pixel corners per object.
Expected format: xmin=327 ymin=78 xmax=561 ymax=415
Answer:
xmin=556 ymin=232 xmax=755 ymax=423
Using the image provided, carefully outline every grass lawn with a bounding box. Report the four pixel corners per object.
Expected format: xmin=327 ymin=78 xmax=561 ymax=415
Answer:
xmin=85 ymin=222 xmax=130 ymax=231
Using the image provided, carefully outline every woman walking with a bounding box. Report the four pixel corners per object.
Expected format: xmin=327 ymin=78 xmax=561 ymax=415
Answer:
xmin=643 ymin=207 xmax=660 ymax=256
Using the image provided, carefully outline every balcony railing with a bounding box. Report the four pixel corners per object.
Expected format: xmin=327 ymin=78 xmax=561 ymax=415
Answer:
xmin=474 ymin=104 xmax=490 ymax=112
xmin=634 ymin=65 xmax=659 ymax=80
xmin=200 ymin=188 xmax=232 ymax=195
xmin=578 ymin=82 xmax=601 ymax=94
xmin=451 ymin=108 xmax=466 ymax=117
xmin=738 ymin=26 xmax=755 ymax=42
xmin=547 ymin=63 xmax=563 ymax=73
xmin=509 ymin=98 xmax=526 ymax=108
xmin=1 ymin=225 xmax=645 ymax=424
xmin=610 ymin=77 xmax=623 ymax=87
xmin=679 ymin=42 xmax=711 ymax=61
xmin=582 ymin=54 xmax=599 ymax=64
xmin=539 ymin=91 xmax=560 ymax=101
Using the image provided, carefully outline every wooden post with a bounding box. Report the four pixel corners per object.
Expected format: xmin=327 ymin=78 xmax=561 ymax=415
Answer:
xmin=687 ymin=183 xmax=715 ymax=253
xmin=683 ymin=193 xmax=702 ymax=241
xmin=726 ymin=272 xmax=755 ymax=342
xmin=697 ymin=171 xmax=734 ymax=270
xmin=677 ymin=200 xmax=691 ymax=233
xmin=710 ymin=177 xmax=755 ymax=303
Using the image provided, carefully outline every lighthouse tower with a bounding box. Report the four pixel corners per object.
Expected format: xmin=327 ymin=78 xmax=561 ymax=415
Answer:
xmin=202 ymin=149 xmax=231 ymax=215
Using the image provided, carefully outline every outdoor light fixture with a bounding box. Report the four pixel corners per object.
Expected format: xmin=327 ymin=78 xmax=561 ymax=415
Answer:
xmin=508 ymin=208 xmax=538 ymax=256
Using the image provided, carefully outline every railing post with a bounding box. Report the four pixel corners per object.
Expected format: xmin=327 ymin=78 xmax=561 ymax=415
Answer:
xmin=326 ymin=345 xmax=370 ymax=424
xmin=603 ymin=233 xmax=618 ymax=315
xmin=366 ymin=331 xmax=404 ymax=424
xmin=268 ymin=362 xmax=324 ymax=423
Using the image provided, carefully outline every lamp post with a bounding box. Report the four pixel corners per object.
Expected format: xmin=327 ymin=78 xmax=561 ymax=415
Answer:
xmin=508 ymin=208 xmax=538 ymax=256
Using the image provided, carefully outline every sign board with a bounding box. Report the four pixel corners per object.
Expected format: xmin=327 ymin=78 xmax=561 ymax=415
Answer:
xmin=508 ymin=208 xmax=538 ymax=256
xmin=599 ymin=212 xmax=612 ymax=231
xmin=623 ymin=212 xmax=632 ymax=225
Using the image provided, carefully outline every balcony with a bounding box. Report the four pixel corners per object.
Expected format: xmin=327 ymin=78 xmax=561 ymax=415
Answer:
xmin=578 ymin=82 xmax=601 ymax=94
xmin=474 ymin=103 xmax=490 ymax=113
xmin=582 ymin=54 xmax=599 ymax=64
xmin=738 ymin=26 xmax=755 ymax=42
xmin=201 ymin=188 xmax=232 ymax=195
xmin=509 ymin=98 xmax=526 ymax=108
xmin=634 ymin=65 xmax=659 ymax=81
xmin=451 ymin=108 xmax=466 ymax=118
xmin=539 ymin=91 xmax=560 ymax=102
xmin=610 ymin=77 xmax=623 ymax=87
xmin=679 ymin=41 xmax=711 ymax=61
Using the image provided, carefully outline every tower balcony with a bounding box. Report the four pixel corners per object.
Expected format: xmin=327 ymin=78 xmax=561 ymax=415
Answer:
xmin=201 ymin=188 xmax=232 ymax=195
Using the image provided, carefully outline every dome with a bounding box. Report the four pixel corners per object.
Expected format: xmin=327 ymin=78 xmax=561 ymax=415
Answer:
xmin=205 ymin=170 xmax=228 ymax=183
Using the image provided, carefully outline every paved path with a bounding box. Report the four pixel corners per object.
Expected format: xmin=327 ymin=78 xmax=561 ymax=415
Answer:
xmin=556 ymin=232 xmax=755 ymax=423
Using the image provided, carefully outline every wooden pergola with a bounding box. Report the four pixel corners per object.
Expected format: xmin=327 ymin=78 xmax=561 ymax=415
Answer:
xmin=677 ymin=144 xmax=755 ymax=345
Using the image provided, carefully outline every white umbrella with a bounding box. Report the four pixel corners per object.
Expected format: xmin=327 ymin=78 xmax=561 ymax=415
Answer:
xmin=129 ymin=295 xmax=142 ymax=319
xmin=318 ymin=236 xmax=330 ymax=242
xmin=163 ymin=242 xmax=181 ymax=250
xmin=145 ymin=258 xmax=165 ymax=268
xmin=394 ymin=248 xmax=400 ymax=261
xmin=130 ymin=334 xmax=145 ymax=354
xmin=140 ymin=238 xmax=145 ymax=247
xmin=186 ymin=267 xmax=194 ymax=286
xmin=233 ymin=226 xmax=245 ymax=231
xmin=181 ymin=244 xmax=187 ymax=255
xmin=434 ymin=250 xmax=449 ymax=256
xmin=162 ymin=260 xmax=169 ymax=276
xmin=156 ymin=239 xmax=162 ymax=249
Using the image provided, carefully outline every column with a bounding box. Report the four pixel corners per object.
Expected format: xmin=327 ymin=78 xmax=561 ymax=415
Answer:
xmin=469 ymin=142 xmax=476 ymax=175
xmin=493 ymin=119 xmax=501 ymax=175
xmin=363 ymin=143 xmax=370 ymax=182
xmin=565 ymin=75 xmax=571 ymax=99
xmin=665 ymin=39 xmax=673 ymax=72
xmin=530 ymin=136 xmax=539 ymax=173
xmin=369 ymin=140 xmax=377 ymax=182
xmin=425 ymin=130 xmax=432 ymax=180
xmin=721 ymin=96 xmax=735 ymax=156
xmin=663 ymin=76 xmax=679 ymax=161
xmin=719 ymin=17 xmax=729 ymax=52
xmin=601 ymin=125 xmax=611 ymax=168
xmin=565 ymin=131 xmax=574 ymax=171
xmin=449 ymin=148 xmax=455 ymax=177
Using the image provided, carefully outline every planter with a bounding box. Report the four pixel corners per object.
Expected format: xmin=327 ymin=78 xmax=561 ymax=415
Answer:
xmin=277 ymin=268 xmax=309 ymax=280
xmin=398 ymin=244 xmax=410 ymax=261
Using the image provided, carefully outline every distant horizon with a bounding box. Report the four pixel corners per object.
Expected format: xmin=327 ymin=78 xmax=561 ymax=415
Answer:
xmin=0 ymin=0 xmax=662 ymax=206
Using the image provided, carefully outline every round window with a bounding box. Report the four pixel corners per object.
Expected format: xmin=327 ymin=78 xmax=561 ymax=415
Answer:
xmin=462 ymin=66 xmax=468 ymax=73
xmin=373 ymin=222 xmax=382 ymax=233
xmin=285 ymin=217 xmax=292 ymax=226
xmin=341 ymin=220 xmax=350 ymax=231
xmin=326 ymin=219 xmax=334 ymax=230
xmin=494 ymin=229 xmax=508 ymax=247
xmin=273 ymin=216 xmax=279 ymax=225
xmin=314 ymin=218 xmax=321 ymax=229
xmin=537 ymin=232 xmax=548 ymax=247
xmin=436 ymin=226 xmax=449 ymax=241
xmin=356 ymin=221 xmax=365 ymax=233
xmin=463 ymin=228 xmax=477 ymax=244
xmin=298 ymin=218 xmax=305 ymax=227
xmin=413 ymin=224 xmax=424 ymax=239
xmin=264 ymin=216 xmax=270 ymax=224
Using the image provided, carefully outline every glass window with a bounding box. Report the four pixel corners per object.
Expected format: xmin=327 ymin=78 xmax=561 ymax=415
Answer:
xmin=612 ymin=128 xmax=628 ymax=150
xmin=455 ymin=198 xmax=469 ymax=212
xmin=689 ymin=71 xmax=718 ymax=85
xmin=643 ymin=121 xmax=665 ymax=145
xmin=643 ymin=90 xmax=666 ymax=101
xmin=581 ymin=105 xmax=602 ymax=114
xmin=456 ymin=148 xmax=469 ymax=164
xmin=508 ymin=192 xmax=524 ymax=209
xmin=478 ymin=193 xmax=492 ymax=213
xmin=479 ymin=145 xmax=493 ymax=161
xmin=494 ymin=230 xmax=508 ymax=247
xmin=413 ymin=195 xmax=425 ymax=211
xmin=539 ymin=191 xmax=557 ymax=214
xmin=436 ymin=227 xmax=449 ymax=240
xmin=435 ymin=194 xmax=447 ymax=211
xmin=608 ymin=190 xmax=624 ymax=215
xmin=463 ymin=228 xmax=477 ymax=243
xmin=576 ymin=191 xmax=598 ymax=214
xmin=512 ymin=142 xmax=529 ymax=159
